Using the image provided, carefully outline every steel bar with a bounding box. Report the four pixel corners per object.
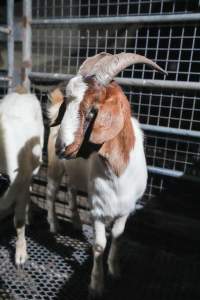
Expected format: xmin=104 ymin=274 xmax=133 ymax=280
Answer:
xmin=22 ymin=0 xmax=32 ymax=91
xmin=116 ymin=78 xmax=200 ymax=91
xmin=7 ymin=0 xmax=14 ymax=93
xmin=0 ymin=26 xmax=11 ymax=34
xmin=29 ymin=71 xmax=200 ymax=91
xmin=141 ymin=124 xmax=200 ymax=138
xmin=148 ymin=166 xmax=183 ymax=177
xmin=0 ymin=76 xmax=12 ymax=81
xmin=29 ymin=72 xmax=73 ymax=81
xmin=31 ymin=13 xmax=200 ymax=25
xmin=148 ymin=166 xmax=200 ymax=182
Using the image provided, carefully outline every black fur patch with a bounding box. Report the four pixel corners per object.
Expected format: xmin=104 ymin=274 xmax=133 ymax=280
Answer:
xmin=0 ymin=173 xmax=10 ymax=197
xmin=76 ymin=107 xmax=101 ymax=159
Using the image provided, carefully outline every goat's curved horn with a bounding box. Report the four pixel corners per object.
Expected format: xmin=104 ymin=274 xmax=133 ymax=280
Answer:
xmin=88 ymin=52 xmax=168 ymax=85
xmin=78 ymin=52 xmax=112 ymax=77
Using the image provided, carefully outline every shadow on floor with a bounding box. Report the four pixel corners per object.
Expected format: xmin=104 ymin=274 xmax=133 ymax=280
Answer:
xmin=1 ymin=174 xmax=200 ymax=299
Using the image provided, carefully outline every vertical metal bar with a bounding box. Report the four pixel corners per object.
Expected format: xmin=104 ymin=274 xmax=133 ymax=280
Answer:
xmin=76 ymin=29 xmax=80 ymax=72
xmin=60 ymin=28 xmax=64 ymax=73
xmin=22 ymin=0 xmax=32 ymax=91
xmin=67 ymin=29 xmax=72 ymax=73
xmin=95 ymin=29 xmax=99 ymax=54
xmin=7 ymin=0 xmax=14 ymax=93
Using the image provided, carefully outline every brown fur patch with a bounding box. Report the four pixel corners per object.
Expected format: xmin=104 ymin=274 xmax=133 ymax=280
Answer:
xmin=50 ymin=88 xmax=64 ymax=105
xmin=15 ymin=85 xmax=28 ymax=94
xmin=98 ymin=83 xmax=135 ymax=176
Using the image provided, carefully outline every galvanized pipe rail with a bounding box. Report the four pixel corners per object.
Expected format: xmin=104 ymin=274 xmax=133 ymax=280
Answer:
xmin=31 ymin=13 xmax=200 ymax=25
xmin=29 ymin=72 xmax=200 ymax=91
xmin=0 ymin=26 xmax=11 ymax=34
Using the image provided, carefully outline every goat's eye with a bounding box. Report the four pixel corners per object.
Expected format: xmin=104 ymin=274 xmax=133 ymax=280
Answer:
xmin=88 ymin=111 xmax=94 ymax=119
xmin=86 ymin=107 xmax=98 ymax=121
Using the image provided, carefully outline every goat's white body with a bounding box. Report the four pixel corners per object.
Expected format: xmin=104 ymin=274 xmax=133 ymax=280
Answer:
xmin=0 ymin=92 xmax=44 ymax=264
xmin=88 ymin=117 xmax=147 ymax=219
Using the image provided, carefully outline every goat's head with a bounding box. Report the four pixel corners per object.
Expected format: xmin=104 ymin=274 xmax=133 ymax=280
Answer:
xmin=48 ymin=52 xmax=167 ymax=160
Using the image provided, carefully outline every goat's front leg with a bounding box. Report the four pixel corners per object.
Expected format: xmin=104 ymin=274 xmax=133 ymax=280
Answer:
xmin=46 ymin=167 xmax=64 ymax=233
xmin=14 ymin=188 xmax=30 ymax=266
xmin=90 ymin=219 xmax=107 ymax=297
xmin=107 ymin=214 xmax=128 ymax=278
xmin=68 ymin=188 xmax=82 ymax=231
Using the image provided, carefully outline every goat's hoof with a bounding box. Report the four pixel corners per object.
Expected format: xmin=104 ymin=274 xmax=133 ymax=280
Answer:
xmin=108 ymin=261 xmax=121 ymax=279
xmin=88 ymin=286 xmax=104 ymax=300
xmin=15 ymin=247 xmax=28 ymax=266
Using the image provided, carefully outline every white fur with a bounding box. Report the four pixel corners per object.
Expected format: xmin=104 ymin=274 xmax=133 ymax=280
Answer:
xmin=51 ymin=118 xmax=147 ymax=220
xmin=57 ymin=75 xmax=87 ymax=147
xmin=89 ymin=118 xmax=147 ymax=219
xmin=48 ymin=102 xmax=62 ymax=125
xmin=0 ymin=92 xmax=44 ymax=265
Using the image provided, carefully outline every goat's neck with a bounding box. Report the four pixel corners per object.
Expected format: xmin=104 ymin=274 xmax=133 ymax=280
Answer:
xmin=99 ymin=116 xmax=135 ymax=177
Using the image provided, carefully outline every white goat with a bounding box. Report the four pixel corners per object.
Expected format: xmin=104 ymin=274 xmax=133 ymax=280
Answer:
xmin=47 ymin=52 xmax=167 ymax=296
xmin=0 ymin=91 xmax=44 ymax=266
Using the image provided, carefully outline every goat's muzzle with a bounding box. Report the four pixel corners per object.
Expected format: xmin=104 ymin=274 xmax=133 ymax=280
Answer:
xmin=56 ymin=106 xmax=99 ymax=160
xmin=0 ymin=173 xmax=10 ymax=197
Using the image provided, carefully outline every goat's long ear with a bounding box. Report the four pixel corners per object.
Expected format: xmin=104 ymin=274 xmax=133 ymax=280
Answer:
xmin=47 ymin=88 xmax=65 ymax=126
xmin=49 ymin=88 xmax=64 ymax=105
xmin=89 ymin=97 xmax=124 ymax=144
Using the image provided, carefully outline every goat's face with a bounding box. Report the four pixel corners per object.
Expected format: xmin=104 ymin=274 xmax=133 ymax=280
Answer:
xmin=54 ymin=76 xmax=125 ymax=159
xmin=48 ymin=52 xmax=167 ymax=160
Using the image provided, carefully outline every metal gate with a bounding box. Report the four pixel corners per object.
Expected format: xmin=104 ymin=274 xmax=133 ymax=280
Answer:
xmin=1 ymin=0 xmax=200 ymax=219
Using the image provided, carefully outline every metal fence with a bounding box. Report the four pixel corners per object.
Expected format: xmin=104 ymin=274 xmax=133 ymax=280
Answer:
xmin=1 ymin=0 xmax=200 ymax=214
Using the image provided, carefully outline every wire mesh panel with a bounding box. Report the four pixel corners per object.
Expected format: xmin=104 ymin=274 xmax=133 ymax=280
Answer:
xmin=124 ymin=86 xmax=200 ymax=131
xmin=31 ymin=0 xmax=200 ymax=206
xmin=32 ymin=24 xmax=200 ymax=82
xmin=32 ymin=0 xmax=200 ymax=19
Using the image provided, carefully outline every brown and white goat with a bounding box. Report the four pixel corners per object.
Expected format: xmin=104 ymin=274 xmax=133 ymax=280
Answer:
xmin=47 ymin=52 xmax=167 ymax=296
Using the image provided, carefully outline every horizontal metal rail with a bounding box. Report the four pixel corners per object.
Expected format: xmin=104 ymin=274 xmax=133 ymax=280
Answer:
xmin=31 ymin=13 xmax=200 ymax=25
xmin=0 ymin=26 xmax=11 ymax=34
xmin=0 ymin=76 xmax=12 ymax=81
xmin=141 ymin=124 xmax=200 ymax=138
xmin=117 ymin=78 xmax=200 ymax=91
xmin=148 ymin=166 xmax=200 ymax=182
xmin=29 ymin=72 xmax=73 ymax=81
xmin=148 ymin=166 xmax=183 ymax=177
xmin=29 ymin=72 xmax=200 ymax=91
